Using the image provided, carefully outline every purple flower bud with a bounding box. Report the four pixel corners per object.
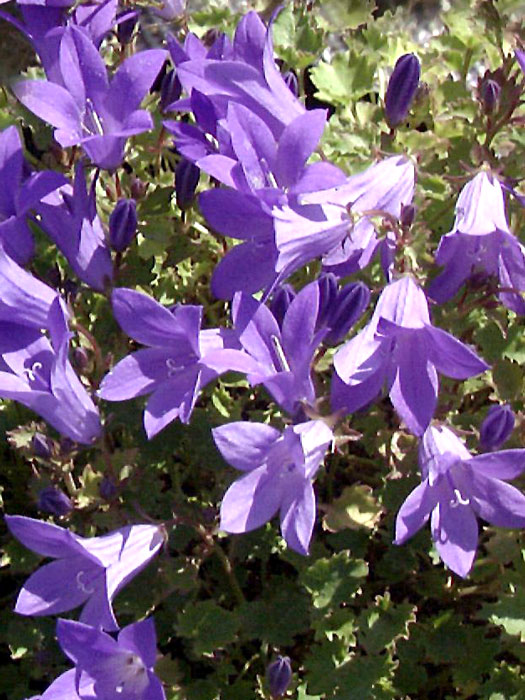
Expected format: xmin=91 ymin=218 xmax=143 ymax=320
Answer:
xmin=99 ymin=476 xmax=118 ymax=501
xmin=37 ymin=486 xmax=73 ymax=517
xmin=316 ymin=273 xmax=338 ymax=329
xmin=283 ymin=70 xmax=299 ymax=97
xmin=480 ymin=404 xmax=515 ymax=450
xmin=175 ymin=159 xmax=200 ymax=210
xmin=160 ymin=69 xmax=182 ymax=112
xmin=72 ymin=347 xmax=89 ymax=372
xmin=515 ymin=49 xmax=525 ymax=77
xmin=63 ymin=279 xmax=78 ymax=302
xmin=324 ymin=281 xmax=370 ymax=345
xmin=385 ymin=53 xmax=421 ymax=128
xmin=270 ymin=284 xmax=297 ymax=328
xmin=400 ymin=203 xmax=416 ymax=228
xmin=32 ymin=433 xmax=53 ymax=459
xmin=59 ymin=437 xmax=75 ymax=455
xmin=155 ymin=0 xmax=185 ymax=20
xmin=116 ymin=10 xmax=139 ymax=45
xmin=480 ymin=79 xmax=501 ymax=114
xmin=267 ymin=656 xmax=292 ymax=698
xmin=109 ymin=199 xmax=138 ymax=252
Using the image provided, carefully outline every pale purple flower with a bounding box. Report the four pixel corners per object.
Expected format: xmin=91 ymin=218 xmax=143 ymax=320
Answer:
xmin=0 ymin=126 xmax=65 ymax=265
xmin=40 ymin=617 xmax=166 ymax=699
xmin=98 ymin=288 xmax=258 ymax=438
xmin=173 ymin=11 xmax=305 ymax=139
xmin=395 ymin=424 xmax=525 ymax=577
xmin=274 ymin=155 xmax=415 ymax=282
xmin=14 ymin=26 xmax=166 ymax=169
xmin=231 ymin=281 xmax=326 ymax=417
xmin=332 ymin=276 xmax=488 ymax=436
xmin=428 ymin=171 xmax=525 ymax=314
xmin=213 ymin=419 xmax=333 ymax=554
xmin=0 ymin=295 xmax=102 ymax=444
xmin=36 ymin=162 xmax=113 ymax=291
xmin=5 ymin=515 xmax=164 ymax=631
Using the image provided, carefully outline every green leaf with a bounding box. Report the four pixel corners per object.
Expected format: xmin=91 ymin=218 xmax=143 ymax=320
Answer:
xmin=322 ymin=484 xmax=383 ymax=532
xmin=479 ymin=585 xmax=525 ymax=641
xmin=319 ymin=0 xmax=377 ymax=30
xmin=357 ymin=593 xmax=416 ymax=655
xmin=300 ymin=552 xmax=368 ymax=609
xmin=177 ymin=600 xmax=239 ymax=655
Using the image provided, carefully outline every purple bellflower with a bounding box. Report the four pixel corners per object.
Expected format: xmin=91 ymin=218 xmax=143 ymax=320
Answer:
xmin=213 ymin=419 xmax=333 ymax=555
xmin=40 ymin=617 xmax=166 ymax=700
xmin=231 ymin=281 xmax=326 ymax=418
xmin=171 ymin=12 xmax=305 ymax=139
xmin=5 ymin=515 xmax=164 ymax=631
xmin=395 ymin=424 xmax=525 ymax=577
xmin=36 ymin=162 xmax=113 ymax=291
xmin=384 ymin=53 xmax=421 ymax=128
xmin=273 ymin=155 xmax=416 ymax=283
xmin=332 ymin=276 xmax=489 ymax=436
xmin=428 ymin=171 xmax=525 ymax=314
xmin=14 ymin=26 xmax=166 ymax=169
xmin=0 ymin=126 xmax=65 ymax=265
xmin=98 ymin=288 xmax=259 ymax=438
xmin=0 ymin=295 xmax=102 ymax=444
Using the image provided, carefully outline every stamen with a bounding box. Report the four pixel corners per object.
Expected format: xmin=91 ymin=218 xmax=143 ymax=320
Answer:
xmin=450 ymin=488 xmax=470 ymax=508
xmin=76 ymin=570 xmax=95 ymax=595
xmin=270 ymin=335 xmax=290 ymax=373
xmin=166 ymin=358 xmax=180 ymax=376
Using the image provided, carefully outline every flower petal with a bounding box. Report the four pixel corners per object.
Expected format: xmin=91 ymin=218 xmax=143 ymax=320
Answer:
xmin=424 ymin=326 xmax=489 ymax=379
xmin=5 ymin=514 xmax=83 ymax=559
xmin=394 ymin=480 xmax=437 ymax=544
xmin=220 ymin=465 xmax=282 ymax=533
xmin=279 ymin=479 xmax=316 ymax=555
xmin=118 ymin=618 xmax=157 ymax=669
xmin=467 ymin=450 xmax=525 ymax=481
xmin=212 ymin=421 xmax=280 ymax=471
xmin=431 ymin=501 xmax=478 ymax=578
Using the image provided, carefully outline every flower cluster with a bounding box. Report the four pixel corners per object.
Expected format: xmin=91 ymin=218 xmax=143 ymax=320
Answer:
xmin=1 ymin=2 xmax=525 ymax=697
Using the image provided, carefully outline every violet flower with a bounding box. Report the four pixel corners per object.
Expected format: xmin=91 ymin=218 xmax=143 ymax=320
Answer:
xmin=5 ymin=515 xmax=164 ymax=631
xmin=332 ymin=276 xmax=488 ymax=436
xmin=267 ymin=656 xmax=292 ymax=698
xmin=171 ymin=11 xmax=305 ymax=139
xmin=36 ymin=162 xmax=113 ymax=291
xmin=98 ymin=288 xmax=258 ymax=438
xmin=213 ymin=419 xmax=333 ymax=555
xmin=274 ymin=155 xmax=415 ymax=282
xmin=0 ymin=296 xmax=102 ymax=444
xmin=40 ymin=617 xmax=166 ymax=699
xmin=428 ymin=171 xmax=525 ymax=314
xmin=14 ymin=26 xmax=166 ymax=169
xmin=231 ymin=281 xmax=326 ymax=417
xmin=37 ymin=486 xmax=73 ymax=517
xmin=395 ymin=424 xmax=525 ymax=577
xmin=0 ymin=126 xmax=65 ymax=265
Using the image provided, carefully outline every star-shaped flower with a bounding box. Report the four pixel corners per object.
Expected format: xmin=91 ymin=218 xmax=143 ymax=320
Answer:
xmin=40 ymin=617 xmax=166 ymax=699
xmin=213 ymin=419 xmax=333 ymax=554
xmin=5 ymin=515 xmax=164 ymax=631
xmin=395 ymin=424 xmax=525 ymax=577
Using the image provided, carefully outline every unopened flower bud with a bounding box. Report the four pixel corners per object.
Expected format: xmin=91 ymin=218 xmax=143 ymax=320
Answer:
xmin=400 ymin=203 xmax=416 ymax=228
xmin=267 ymin=656 xmax=292 ymax=698
xmin=283 ymin=70 xmax=299 ymax=97
xmin=270 ymin=285 xmax=296 ymax=328
xmin=324 ymin=281 xmax=370 ymax=345
xmin=37 ymin=486 xmax=73 ymax=517
xmin=116 ymin=10 xmax=138 ymax=44
xmin=316 ymin=273 xmax=338 ymax=329
xmin=32 ymin=433 xmax=53 ymax=459
xmin=480 ymin=79 xmax=501 ymax=114
xmin=175 ymin=159 xmax=200 ymax=210
xmin=385 ymin=53 xmax=421 ymax=128
xmin=155 ymin=0 xmax=185 ymax=20
xmin=480 ymin=404 xmax=515 ymax=450
xmin=109 ymin=199 xmax=138 ymax=252
xmin=130 ymin=176 xmax=147 ymax=200
xmin=160 ymin=69 xmax=182 ymax=112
